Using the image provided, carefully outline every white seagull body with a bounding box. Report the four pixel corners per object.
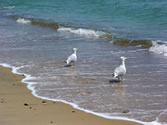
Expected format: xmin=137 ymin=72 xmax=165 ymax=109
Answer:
xmin=113 ymin=56 xmax=127 ymax=81
xmin=65 ymin=48 xmax=78 ymax=65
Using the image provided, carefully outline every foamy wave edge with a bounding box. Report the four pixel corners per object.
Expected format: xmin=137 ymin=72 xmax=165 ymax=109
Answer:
xmin=0 ymin=63 xmax=166 ymax=125
xmin=58 ymin=27 xmax=109 ymax=38
xmin=13 ymin=16 xmax=111 ymax=38
xmin=16 ymin=18 xmax=31 ymax=24
xmin=1 ymin=6 xmax=15 ymax=9
xmin=149 ymin=40 xmax=167 ymax=56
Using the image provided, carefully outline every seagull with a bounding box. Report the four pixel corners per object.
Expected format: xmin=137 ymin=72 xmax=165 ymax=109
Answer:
xmin=112 ymin=56 xmax=128 ymax=81
xmin=65 ymin=48 xmax=78 ymax=66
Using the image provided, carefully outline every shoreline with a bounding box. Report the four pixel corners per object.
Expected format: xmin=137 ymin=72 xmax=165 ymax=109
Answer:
xmin=0 ymin=65 xmax=142 ymax=125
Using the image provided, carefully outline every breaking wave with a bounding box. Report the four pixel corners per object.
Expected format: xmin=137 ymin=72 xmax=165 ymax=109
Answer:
xmin=16 ymin=18 xmax=31 ymax=24
xmin=0 ymin=6 xmax=15 ymax=9
xmin=58 ymin=27 xmax=111 ymax=38
xmin=149 ymin=41 xmax=167 ymax=56
xmin=8 ymin=15 xmax=167 ymax=54
xmin=113 ymin=39 xmax=167 ymax=57
xmin=14 ymin=16 xmax=112 ymax=38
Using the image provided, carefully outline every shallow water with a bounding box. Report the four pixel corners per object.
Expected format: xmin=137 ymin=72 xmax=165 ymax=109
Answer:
xmin=0 ymin=15 xmax=167 ymax=125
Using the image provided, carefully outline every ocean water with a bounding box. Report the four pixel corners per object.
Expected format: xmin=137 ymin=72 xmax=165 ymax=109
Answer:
xmin=0 ymin=0 xmax=167 ymax=125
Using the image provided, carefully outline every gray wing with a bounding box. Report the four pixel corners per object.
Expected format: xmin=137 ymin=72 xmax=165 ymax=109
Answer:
xmin=66 ymin=54 xmax=77 ymax=64
xmin=114 ymin=65 xmax=125 ymax=77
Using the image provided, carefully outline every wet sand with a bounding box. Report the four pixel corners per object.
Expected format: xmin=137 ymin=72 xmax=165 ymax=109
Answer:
xmin=0 ymin=66 xmax=141 ymax=125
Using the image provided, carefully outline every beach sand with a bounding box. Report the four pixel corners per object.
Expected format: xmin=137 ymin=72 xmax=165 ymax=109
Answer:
xmin=0 ymin=66 xmax=141 ymax=125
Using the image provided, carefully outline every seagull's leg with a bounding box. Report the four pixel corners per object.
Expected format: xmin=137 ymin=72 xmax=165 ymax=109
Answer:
xmin=120 ymin=76 xmax=123 ymax=81
xmin=117 ymin=76 xmax=120 ymax=81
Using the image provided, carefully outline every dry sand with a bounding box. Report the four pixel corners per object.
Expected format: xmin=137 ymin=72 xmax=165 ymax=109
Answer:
xmin=0 ymin=66 xmax=141 ymax=125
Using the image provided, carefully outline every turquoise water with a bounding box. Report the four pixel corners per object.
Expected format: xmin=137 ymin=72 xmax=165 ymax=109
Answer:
xmin=1 ymin=1 xmax=167 ymax=125
xmin=1 ymin=0 xmax=167 ymax=40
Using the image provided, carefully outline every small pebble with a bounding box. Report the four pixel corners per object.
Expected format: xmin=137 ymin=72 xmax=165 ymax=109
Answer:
xmin=50 ymin=121 xmax=53 ymax=123
xmin=42 ymin=100 xmax=47 ymax=104
xmin=24 ymin=103 xmax=28 ymax=106
xmin=72 ymin=110 xmax=75 ymax=113
xmin=122 ymin=109 xmax=130 ymax=113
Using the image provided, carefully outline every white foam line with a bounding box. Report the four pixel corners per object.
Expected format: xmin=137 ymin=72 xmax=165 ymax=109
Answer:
xmin=0 ymin=63 xmax=166 ymax=125
xmin=149 ymin=40 xmax=167 ymax=57
xmin=16 ymin=18 xmax=31 ymax=24
xmin=0 ymin=63 xmax=36 ymax=87
xmin=58 ymin=27 xmax=106 ymax=38
xmin=3 ymin=6 xmax=15 ymax=9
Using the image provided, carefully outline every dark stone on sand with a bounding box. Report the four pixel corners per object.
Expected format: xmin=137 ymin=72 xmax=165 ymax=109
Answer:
xmin=113 ymin=39 xmax=152 ymax=48
xmin=42 ymin=100 xmax=47 ymax=104
xmin=50 ymin=121 xmax=53 ymax=123
xmin=122 ymin=109 xmax=130 ymax=113
xmin=72 ymin=110 xmax=75 ymax=113
xmin=24 ymin=103 xmax=28 ymax=106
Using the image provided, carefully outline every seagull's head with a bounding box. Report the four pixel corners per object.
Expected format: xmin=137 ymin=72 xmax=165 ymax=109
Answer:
xmin=120 ymin=56 xmax=128 ymax=61
xmin=73 ymin=48 xmax=78 ymax=51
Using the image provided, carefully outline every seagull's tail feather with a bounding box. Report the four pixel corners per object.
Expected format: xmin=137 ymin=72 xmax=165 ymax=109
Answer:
xmin=66 ymin=59 xmax=72 ymax=65
xmin=64 ymin=59 xmax=71 ymax=67
xmin=65 ymin=59 xmax=70 ymax=64
xmin=112 ymin=73 xmax=117 ymax=78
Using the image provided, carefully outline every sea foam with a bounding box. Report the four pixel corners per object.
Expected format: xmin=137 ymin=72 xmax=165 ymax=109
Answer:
xmin=149 ymin=41 xmax=167 ymax=56
xmin=14 ymin=16 xmax=109 ymax=38
xmin=3 ymin=6 xmax=15 ymax=9
xmin=58 ymin=27 xmax=106 ymax=38
xmin=16 ymin=18 xmax=31 ymax=24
